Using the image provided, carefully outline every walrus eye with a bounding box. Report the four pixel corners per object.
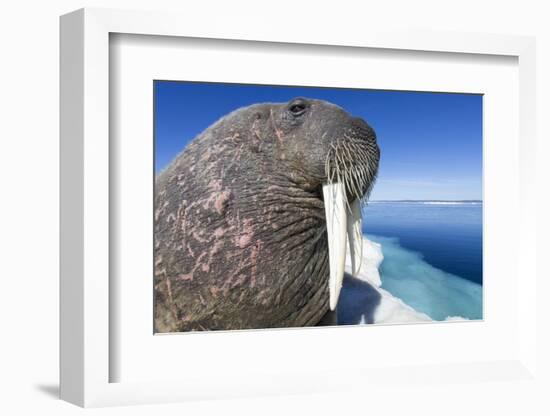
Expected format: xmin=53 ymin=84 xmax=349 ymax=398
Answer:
xmin=288 ymin=100 xmax=308 ymax=116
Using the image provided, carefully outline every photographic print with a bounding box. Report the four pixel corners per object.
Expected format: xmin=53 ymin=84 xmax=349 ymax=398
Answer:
xmin=154 ymin=81 xmax=482 ymax=333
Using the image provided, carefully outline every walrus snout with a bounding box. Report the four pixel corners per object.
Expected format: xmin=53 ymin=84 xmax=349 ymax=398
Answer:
xmin=274 ymin=97 xmax=380 ymax=311
xmin=321 ymin=112 xmax=379 ymax=310
xmin=325 ymin=116 xmax=379 ymax=199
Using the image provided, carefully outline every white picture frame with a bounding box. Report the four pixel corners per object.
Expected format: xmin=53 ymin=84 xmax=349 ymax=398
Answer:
xmin=60 ymin=7 xmax=538 ymax=408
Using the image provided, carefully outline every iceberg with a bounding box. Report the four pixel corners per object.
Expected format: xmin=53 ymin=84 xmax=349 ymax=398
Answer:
xmin=337 ymin=236 xmax=479 ymax=325
xmin=338 ymin=237 xmax=432 ymax=324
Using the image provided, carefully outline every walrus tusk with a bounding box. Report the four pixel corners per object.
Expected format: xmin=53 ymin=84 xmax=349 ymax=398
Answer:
xmin=347 ymin=199 xmax=363 ymax=277
xmin=323 ymin=182 xmax=348 ymax=311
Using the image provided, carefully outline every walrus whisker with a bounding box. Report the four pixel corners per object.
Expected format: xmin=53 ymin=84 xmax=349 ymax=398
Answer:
xmin=323 ymin=135 xmax=380 ymax=282
xmin=337 ymin=141 xmax=357 ymax=198
xmin=334 ymin=142 xmax=355 ymax=214
xmin=342 ymin=142 xmax=364 ymax=202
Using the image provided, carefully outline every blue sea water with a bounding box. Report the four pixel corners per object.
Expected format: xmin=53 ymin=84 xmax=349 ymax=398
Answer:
xmin=363 ymin=202 xmax=483 ymax=320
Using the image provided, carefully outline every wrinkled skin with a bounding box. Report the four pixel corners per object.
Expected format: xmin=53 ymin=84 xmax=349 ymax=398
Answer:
xmin=154 ymin=98 xmax=379 ymax=332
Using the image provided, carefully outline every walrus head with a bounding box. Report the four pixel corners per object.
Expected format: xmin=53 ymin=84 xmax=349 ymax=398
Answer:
xmin=248 ymin=97 xmax=380 ymax=310
xmin=155 ymin=97 xmax=380 ymax=331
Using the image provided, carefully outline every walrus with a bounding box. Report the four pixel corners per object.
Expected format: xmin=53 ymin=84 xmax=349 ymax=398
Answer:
xmin=154 ymin=97 xmax=380 ymax=332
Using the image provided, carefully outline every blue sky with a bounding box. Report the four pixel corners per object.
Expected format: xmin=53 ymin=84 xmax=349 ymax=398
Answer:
xmin=155 ymin=81 xmax=482 ymax=201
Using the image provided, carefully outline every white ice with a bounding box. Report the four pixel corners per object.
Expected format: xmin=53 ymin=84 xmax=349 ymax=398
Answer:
xmin=338 ymin=236 xmax=475 ymax=325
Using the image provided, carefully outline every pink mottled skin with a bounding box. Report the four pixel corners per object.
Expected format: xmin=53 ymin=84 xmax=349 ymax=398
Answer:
xmin=214 ymin=190 xmax=231 ymax=215
xmin=154 ymin=98 xmax=379 ymax=332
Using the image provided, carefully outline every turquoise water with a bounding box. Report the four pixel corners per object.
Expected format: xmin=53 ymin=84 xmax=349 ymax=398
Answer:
xmin=363 ymin=202 xmax=483 ymax=320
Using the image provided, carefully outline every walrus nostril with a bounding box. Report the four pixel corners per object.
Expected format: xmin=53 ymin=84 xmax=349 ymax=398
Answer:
xmin=350 ymin=117 xmax=374 ymax=136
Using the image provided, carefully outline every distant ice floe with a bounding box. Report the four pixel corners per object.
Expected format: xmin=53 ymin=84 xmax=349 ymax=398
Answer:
xmin=419 ymin=201 xmax=481 ymax=205
xmin=338 ymin=236 xmax=478 ymax=325
xmin=369 ymin=200 xmax=482 ymax=206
